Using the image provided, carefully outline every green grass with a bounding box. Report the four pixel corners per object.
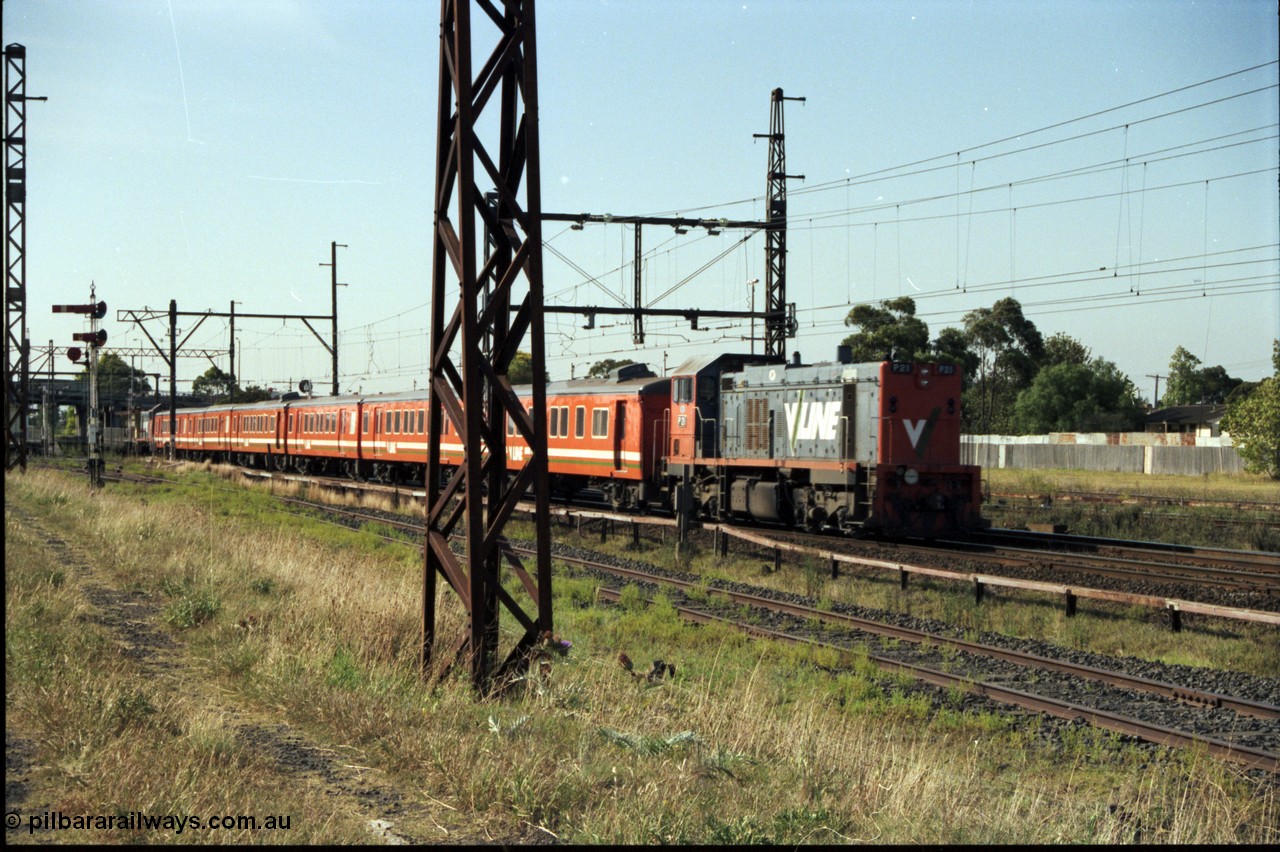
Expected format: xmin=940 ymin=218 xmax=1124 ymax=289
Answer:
xmin=7 ymin=465 xmax=1278 ymax=845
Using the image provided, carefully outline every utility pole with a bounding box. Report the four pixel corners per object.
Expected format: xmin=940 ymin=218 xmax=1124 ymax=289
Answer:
xmin=228 ymin=300 xmax=239 ymax=401
xmin=169 ymin=300 xmax=176 ymax=460
xmin=1146 ymin=374 xmax=1167 ymax=408
xmin=318 ymin=241 xmax=347 ymax=396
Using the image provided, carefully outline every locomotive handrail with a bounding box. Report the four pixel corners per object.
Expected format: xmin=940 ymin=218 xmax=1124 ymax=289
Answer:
xmin=657 ymin=409 xmax=671 ymax=462
xmin=694 ymin=408 xmax=718 ymax=457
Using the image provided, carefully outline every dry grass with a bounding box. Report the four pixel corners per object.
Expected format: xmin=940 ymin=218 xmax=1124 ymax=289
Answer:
xmin=6 ymin=466 xmax=1277 ymax=844
xmin=985 ymin=467 xmax=1280 ymax=502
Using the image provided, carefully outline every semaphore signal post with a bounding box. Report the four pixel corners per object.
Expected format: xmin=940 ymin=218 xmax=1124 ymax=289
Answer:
xmin=53 ymin=284 xmax=108 ymax=486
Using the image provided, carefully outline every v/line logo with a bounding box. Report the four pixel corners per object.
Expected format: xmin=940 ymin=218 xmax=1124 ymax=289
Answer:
xmin=903 ymin=407 xmax=942 ymax=456
xmin=785 ymin=392 xmax=842 ymax=447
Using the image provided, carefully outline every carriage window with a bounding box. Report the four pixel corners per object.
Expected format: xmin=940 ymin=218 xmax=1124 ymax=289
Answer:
xmin=394 ymin=411 xmax=401 ymax=433
xmin=673 ymin=377 xmax=693 ymax=404
xmin=548 ymin=407 xmax=558 ymax=437
xmin=507 ymin=414 xmax=516 ymax=437
xmin=417 ymin=409 xmax=425 ymax=434
xmin=363 ymin=412 xmax=369 ymax=433
xmin=574 ymin=406 xmax=585 ymax=439
xmin=592 ymin=408 xmax=609 ymax=438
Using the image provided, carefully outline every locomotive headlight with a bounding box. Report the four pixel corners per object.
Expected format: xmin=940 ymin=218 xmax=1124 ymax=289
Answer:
xmin=903 ymin=468 xmax=920 ymax=485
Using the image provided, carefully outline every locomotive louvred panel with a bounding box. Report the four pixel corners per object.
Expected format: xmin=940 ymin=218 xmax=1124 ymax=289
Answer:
xmin=745 ymin=398 xmax=769 ymax=453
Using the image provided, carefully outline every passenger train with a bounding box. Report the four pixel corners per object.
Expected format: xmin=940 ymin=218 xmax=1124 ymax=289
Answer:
xmin=151 ymin=349 xmax=983 ymax=537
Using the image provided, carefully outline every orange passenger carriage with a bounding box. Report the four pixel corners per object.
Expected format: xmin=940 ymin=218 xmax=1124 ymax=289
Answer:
xmin=506 ymin=362 xmax=672 ymax=509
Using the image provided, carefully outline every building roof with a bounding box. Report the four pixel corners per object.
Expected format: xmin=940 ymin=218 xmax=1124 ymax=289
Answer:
xmin=1144 ymin=404 xmax=1227 ymax=426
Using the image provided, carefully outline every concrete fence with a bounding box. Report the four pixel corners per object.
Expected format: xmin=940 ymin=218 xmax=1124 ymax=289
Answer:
xmin=962 ymin=433 xmax=1246 ymax=475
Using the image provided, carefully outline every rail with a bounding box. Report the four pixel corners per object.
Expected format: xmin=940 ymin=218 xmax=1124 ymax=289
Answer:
xmin=709 ymin=524 xmax=1280 ymax=631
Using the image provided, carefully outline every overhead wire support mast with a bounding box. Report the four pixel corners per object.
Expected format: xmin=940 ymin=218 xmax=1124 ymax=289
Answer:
xmin=118 ymin=304 xmax=337 ymax=460
xmin=753 ymin=87 xmax=804 ymax=359
xmin=426 ymin=0 xmax=553 ymax=692
xmin=538 ymin=212 xmax=770 ymax=341
xmin=4 ymin=43 xmax=47 ymax=472
xmin=318 ymin=241 xmax=348 ymax=396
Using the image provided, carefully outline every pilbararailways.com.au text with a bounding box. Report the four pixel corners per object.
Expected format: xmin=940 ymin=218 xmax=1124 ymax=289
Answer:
xmin=8 ymin=810 xmax=292 ymax=835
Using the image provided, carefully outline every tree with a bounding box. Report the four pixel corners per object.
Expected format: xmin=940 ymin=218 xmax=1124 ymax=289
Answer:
xmin=508 ymin=351 xmax=547 ymax=385
xmin=1163 ymin=346 xmax=1242 ymax=405
xmin=1273 ymin=339 xmax=1280 ymax=376
xmin=1040 ymin=333 xmax=1090 ymax=369
xmin=586 ymin=358 xmax=636 ymax=379
xmin=80 ymin=352 xmax=151 ymax=397
xmin=930 ymin=326 xmax=979 ymax=391
xmin=841 ymin=296 xmax=930 ymax=363
xmin=961 ymin=297 xmax=1044 ymax=433
xmin=192 ymin=365 xmax=235 ymax=400
xmin=1221 ymin=377 xmax=1280 ymax=478
xmin=1011 ymin=358 xmax=1144 ymax=434
xmin=1163 ymin=346 xmax=1203 ymax=406
xmin=237 ymin=385 xmax=275 ymax=403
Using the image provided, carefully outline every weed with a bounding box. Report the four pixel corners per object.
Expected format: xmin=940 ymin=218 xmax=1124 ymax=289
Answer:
xmin=163 ymin=587 xmax=221 ymax=629
xmin=326 ymin=645 xmax=363 ymax=690
xmin=597 ymin=727 xmax=700 ymax=755
xmin=249 ymin=576 xmax=276 ymax=596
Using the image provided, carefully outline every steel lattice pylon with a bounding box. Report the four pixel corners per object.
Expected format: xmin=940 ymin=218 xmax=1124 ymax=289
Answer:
xmin=423 ymin=0 xmax=553 ymax=691
xmin=4 ymin=44 xmax=33 ymax=471
xmin=762 ymin=87 xmax=804 ymax=359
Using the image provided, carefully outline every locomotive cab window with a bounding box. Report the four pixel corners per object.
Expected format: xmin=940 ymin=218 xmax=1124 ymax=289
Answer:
xmin=591 ymin=408 xmax=609 ymax=438
xmin=673 ymin=377 xmax=693 ymax=404
xmin=574 ymin=406 xmax=585 ymax=439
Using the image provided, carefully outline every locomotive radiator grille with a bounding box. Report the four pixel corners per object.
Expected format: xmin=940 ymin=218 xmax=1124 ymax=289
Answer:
xmin=744 ymin=398 xmax=769 ymax=453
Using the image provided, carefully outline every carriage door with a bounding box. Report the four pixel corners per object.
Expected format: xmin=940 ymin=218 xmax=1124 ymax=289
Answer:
xmin=613 ymin=401 xmax=627 ymax=471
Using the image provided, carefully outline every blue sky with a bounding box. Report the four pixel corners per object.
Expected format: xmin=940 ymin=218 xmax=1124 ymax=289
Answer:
xmin=7 ymin=0 xmax=1278 ymax=400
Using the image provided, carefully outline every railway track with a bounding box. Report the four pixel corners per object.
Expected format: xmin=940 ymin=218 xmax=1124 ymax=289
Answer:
xmin=845 ymin=533 xmax=1279 ymax=594
xmin=269 ymin=497 xmax=1280 ymax=774
xmin=34 ymin=462 xmax=1280 ymax=774
xmin=87 ymin=461 xmax=1280 ymax=626
xmin=975 ymin=527 xmax=1280 ymax=574
xmin=989 ymin=489 xmax=1280 ymax=513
